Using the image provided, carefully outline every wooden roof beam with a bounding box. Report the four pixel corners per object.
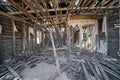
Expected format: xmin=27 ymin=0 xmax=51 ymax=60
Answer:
xmin=7 ymin=6 xmax=119 ymax=15
xmin=40 ymin=0 xmax=53 ymax=24
xmin=8 ymin=0 xmax=36 ymax=20
xmin=76 ymin=0 xmax=87 ymax=15
xmin=52 ymin=0 xmax=59 ymax=23
xmin=0 ymin=10 xmax=32 ymax=25
xmin=32 ymin=0 xmax=49 ymax=22
xmin=95 ymin=0 xmax=118 ymax=15
xmin=23 ymin=0 xmax=43 ymax=19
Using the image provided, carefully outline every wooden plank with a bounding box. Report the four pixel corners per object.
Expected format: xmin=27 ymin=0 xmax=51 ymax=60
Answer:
xmin=81 ymin=62 xmax=92 ymax=80
xmin=92 ymin=58 xmax=120 ymax=79
xmin=49 ymin=30 xmax=61 ymax=75
xmin=99 ymin=67 xmax=110 ymax=80
xmin=86 ymin=59 xmax=99 ymax=80
xmin=93 ymin=58 xmax=102 ymax=77
xmin=5 ymin=64 xmax=21 ymax=79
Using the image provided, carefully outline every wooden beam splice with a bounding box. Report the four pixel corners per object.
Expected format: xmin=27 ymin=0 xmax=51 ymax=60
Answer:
xmin=40 ymin=0 xmax=53 ymax=24
xmin=32 ymin=0 xmax=50 ymax=22
xmin=52 ymin=0 xmax=59 ymax=23
xmin=8 ymin=0 xmax=36 ymax=20
xmin=49 ymin=30 xmax=61 ymax=75
xmin=23 ymin=0 xmax=43 ymax=19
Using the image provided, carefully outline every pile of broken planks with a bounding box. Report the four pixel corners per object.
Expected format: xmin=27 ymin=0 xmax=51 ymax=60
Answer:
xmin=68 ymin=53 xmax=120 ymax=80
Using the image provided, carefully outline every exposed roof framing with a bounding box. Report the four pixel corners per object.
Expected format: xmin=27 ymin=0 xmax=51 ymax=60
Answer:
xmin=0 ymin=0 xmax=119 ymax=27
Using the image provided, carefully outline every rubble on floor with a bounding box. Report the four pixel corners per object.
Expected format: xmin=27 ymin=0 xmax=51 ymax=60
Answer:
xmin=0 ymin=50 xmax=120 ymax=80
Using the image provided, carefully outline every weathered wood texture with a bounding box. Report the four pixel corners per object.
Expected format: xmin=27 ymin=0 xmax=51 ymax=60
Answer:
xmin=0 ymin=17 xmax=13 ymax=60
xmin=0 ymin=16 xmax=36 ymax=61
xmin=107 ymin=10 xmax=119 ymax=59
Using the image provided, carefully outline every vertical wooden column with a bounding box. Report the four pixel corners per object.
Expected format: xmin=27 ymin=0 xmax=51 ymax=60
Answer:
xmin=12 ymin=19 xmax=16 ymax=58
xmin=27 ymin=26 xmax=30 ymax=53
xmin=49 ymin=30 xmax=61 ymax=75
xmin=41 ymin=32 xmax=45 ymax=47
xmin=96 ymin=20 xmax=99 ymax=52
xmin=22 ymin=24 xmax=26 ymax=54
xmin=79 ymin=26 xmax=83 ymax=53
xmin=32 ymin=29 xmax=37 ymax=51
xmin=67 ymin=25 xmax=71 ymax=55
xmin=91 ymin=26 xmax=96 ymax=52
xmin=39 ymin=31 xmax=41 ymax=46
xmin=104 ymin=13 xmax=108 ymax=55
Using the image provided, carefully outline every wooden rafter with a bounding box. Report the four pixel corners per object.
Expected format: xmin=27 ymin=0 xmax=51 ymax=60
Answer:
xmin=23 ymin=0 xmax=43 ymax=19
xmin=76 ymin=0 xmax=87 ymax=15
xmin=40 ymin=0 xmax=53 ymax=24
xmin=32 ymin=0 xmax=51 ymax=25
xmin=8 ymin=0 xmax=36 ymax=20
xmin=7 ymin=6 xmax=119 ymax=15
xmin=52 ymin=0 xmax=59 ymax=23
xmin=65 ymin=0 xmax=76 ymax=25
xmin=0 ymin=10 xmax=31 ymax=25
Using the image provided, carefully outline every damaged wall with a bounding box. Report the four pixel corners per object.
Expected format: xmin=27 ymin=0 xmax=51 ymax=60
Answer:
xmin=107 ymin=10 xmax=119 ymax=59
xmin=0 ymin=16 xmax=38 ymax=62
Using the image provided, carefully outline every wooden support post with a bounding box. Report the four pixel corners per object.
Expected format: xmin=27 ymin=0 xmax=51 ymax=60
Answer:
xmin=79 ymin=26 xmax=83 ymax=53
xmin=42 ymin=32 xmax=45 ymax=47
xmin=22 ymin=24 xmax=26 ymax=54
xmin=105 ymin=12 xmax=108 ymax=55
xmin=67 ymin=26 xmax=71 ymax=55
xmin=12 ymin=19 xmax=16 ymax=58
xmin=27 ymin=26 xmax=30 ymax=53
xmin=34 ymin=29 xmax=37 ymax=48
xmin=39 ymin=31 xmax=41 ymax=46
xmin=49 ymin=30 xmax=61 ymax=75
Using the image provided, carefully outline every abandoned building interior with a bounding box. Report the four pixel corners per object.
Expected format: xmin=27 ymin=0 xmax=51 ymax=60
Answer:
xmin=0 ymin=0 xmax=120 ymax=80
